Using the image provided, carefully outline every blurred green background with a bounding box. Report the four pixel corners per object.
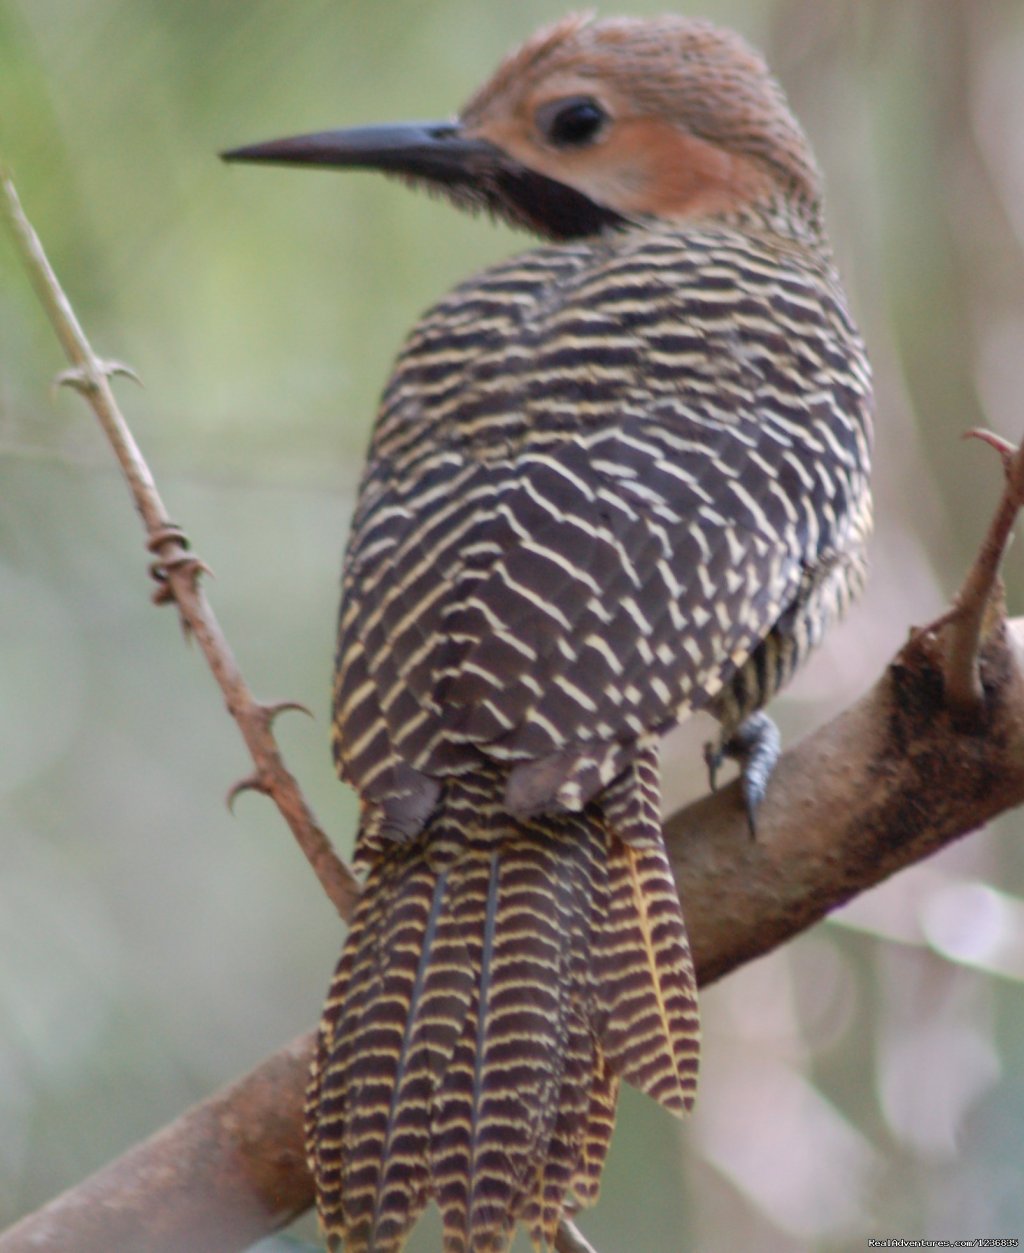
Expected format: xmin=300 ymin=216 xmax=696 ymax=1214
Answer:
xmin=3 ymin=2 xmax=1024 ymax=1250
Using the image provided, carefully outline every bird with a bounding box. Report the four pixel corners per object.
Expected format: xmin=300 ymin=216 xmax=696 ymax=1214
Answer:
xmin=223 ymin=12 xmax=873 ymax=1252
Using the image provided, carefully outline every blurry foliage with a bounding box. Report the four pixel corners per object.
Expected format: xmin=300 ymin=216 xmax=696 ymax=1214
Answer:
xmin=2 ymin=1 xmax=1024 ymax=1249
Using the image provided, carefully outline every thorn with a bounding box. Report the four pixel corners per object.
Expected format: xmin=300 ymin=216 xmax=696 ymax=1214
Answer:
xmin=261 ymin=699 xmax=316 ymax=725
xmin=964 ymin=427 xmax=1016 ymax=476
xmin=149 ymin=561 xmax=171 ymax=604
xmin=105 ymin=359 xmax=142 ymax=386
xmin=227 ymin=773 xmax=269 ymax=813
xmin=53 ymin=358 xmax=142 ymax=398
xmin=146 ymin=523 xmax=213 ymax=608
xmin=148 ymin=553 xmax=213 ymax=602
xmin=147 ymin=523 xmax=190 ymax=553
xmin=909 ymin=605 xmax=959 ymax=645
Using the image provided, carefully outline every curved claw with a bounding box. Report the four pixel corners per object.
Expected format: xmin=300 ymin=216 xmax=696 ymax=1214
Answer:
xmin=703 ymin=738 xmax=724 ymax=793
xmin=227 ymin=773 xmax=269 ymax=813
xmin=54 ymin=358 xmax=142 ymax=397
xmin=733 ymin=711 xmax=781 ymax=837
xmin=705 ymin=711 xmax=781 ymax=839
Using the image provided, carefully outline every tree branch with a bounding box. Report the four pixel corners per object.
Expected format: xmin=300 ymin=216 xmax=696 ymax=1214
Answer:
xmin=671 ymin=415 xmax=1024 ymax=978
xmin=4 ymin=614 xmax=1024 ymax=1252
xmin=0 ymin=1036 xmax=313 ymax=1253
xmin=667 ymin=617 xmax=1024 ymax=983
xmin=0 ymin=162 xmax=359 ymax=924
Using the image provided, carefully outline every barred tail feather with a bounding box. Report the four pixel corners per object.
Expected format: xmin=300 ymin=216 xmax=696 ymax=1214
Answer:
xmin=594 ymin=838 xmax=700 ymax=1115
xmin=307 ymin=774 xmax=699 ymax=1252
xmin=570 ymin=1051 xmax=619 ymax=1210
xmin=310 ymin=846 xmax=475 ymax=1251
xmin=433 ymin=830 xmax=593 ymax=1251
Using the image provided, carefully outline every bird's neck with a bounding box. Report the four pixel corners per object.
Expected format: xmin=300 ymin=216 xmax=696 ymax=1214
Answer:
xmin=615 ymin=187 xmax=827 ymax=254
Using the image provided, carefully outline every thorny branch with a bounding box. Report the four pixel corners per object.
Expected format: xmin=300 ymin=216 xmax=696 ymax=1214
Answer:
xmin=917 ymin=427 xmax=1024 ymax=717
xmin=4 ymin=162 xmax=1024 ymax=1252
xmin=0 ymin=163 xmax=359 ymax=924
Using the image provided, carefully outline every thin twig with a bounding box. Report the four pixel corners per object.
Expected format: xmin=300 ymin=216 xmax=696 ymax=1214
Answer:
xmin=0 ymin=162 xmax=359 ymax=923
xmin=920 ymin=428 xmax=1024 ymax=716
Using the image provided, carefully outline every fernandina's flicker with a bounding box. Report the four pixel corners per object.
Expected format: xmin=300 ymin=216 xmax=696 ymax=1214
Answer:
xmin=225 ymin=13 xmax=873 ymax=1251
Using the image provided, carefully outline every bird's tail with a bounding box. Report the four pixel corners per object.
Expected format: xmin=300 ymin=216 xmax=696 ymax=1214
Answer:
xmin=306 ymin=773 xmax=699 ymax=1253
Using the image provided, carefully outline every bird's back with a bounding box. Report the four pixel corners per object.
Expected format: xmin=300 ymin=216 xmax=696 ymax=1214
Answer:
xmin=334 ymin=220 xmax=872 ymax=841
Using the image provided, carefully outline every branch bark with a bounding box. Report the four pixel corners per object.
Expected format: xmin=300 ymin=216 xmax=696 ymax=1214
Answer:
xmin=667 ymin=616 xmax=1024 ymax=983
xmin=0 ymin=164 xmax=360 ymax=925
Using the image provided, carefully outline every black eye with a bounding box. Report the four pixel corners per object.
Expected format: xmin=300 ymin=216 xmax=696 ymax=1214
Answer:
xmin=537 ymin=96 xmax=608 ymax=149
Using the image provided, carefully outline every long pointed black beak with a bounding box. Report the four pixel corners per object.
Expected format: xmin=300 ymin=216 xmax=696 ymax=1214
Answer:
xmin=221 ymin=120 xmax=629 ymax=241
xmin=221 ymin=121 xmax=503 ymax=184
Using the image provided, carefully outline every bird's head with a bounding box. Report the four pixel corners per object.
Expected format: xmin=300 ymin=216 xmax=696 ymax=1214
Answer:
xmin=223 ymin=13 xmax=823 ymax=242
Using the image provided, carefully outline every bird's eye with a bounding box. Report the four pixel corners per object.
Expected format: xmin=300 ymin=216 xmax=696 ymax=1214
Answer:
xmin=537 ymin=96 xmax=608 ymax=149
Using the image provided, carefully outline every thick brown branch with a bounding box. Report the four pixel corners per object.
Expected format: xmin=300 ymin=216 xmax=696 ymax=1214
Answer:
xmin=5 ymin=616 xmax=1024 ymax=1253
xmin=0 ymin=1037 xmax=312 ymax=1253
xmin=667 ymin=614 xmax=1024 ymax=983
xmin=0 ymin=163 xmax=359 ymax=924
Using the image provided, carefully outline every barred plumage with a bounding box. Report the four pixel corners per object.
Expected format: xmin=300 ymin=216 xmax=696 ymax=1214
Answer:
xmin=307 ymin=765 xmax=697 ymax=1252
xmin=334 ymin=225 xmax=871 ymax=828
xmin=227 ymin=12 xmax=873 ymax=1251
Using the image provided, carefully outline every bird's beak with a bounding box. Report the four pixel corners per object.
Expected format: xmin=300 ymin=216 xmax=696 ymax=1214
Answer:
xmin=221 ymin=121 xmax=504 ymax=186
xmin=222 ymin=120 xmax=628 ymax=241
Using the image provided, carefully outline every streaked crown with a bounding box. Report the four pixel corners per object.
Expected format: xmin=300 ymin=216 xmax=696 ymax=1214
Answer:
xmin=458 ymin=13 xmax=823 ymax=235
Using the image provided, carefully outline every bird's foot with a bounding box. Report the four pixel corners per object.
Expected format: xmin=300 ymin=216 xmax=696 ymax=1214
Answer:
xmin=703 ymin=710 xmax=781 ymax=838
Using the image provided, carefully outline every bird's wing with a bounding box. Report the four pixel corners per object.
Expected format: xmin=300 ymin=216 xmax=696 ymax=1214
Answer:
xmin=333 ymin=234 xmax=870 ymax=809
xmin=335 ymin=409 xmax=852 ymax=808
